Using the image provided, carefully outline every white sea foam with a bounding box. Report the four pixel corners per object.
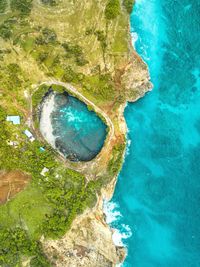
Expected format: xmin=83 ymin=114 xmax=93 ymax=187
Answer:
xmin=103 ymin=201 xmax=132 ymax=247
xmin=103 ymin=201 xmax=122 ymax=224
xmin=125 ymin=138 xmax=131 ymax=156
xmin=112 ymin=225 xmax=132 ymax=246
xmin=40 ymin=93 xmax=56 ymax=148
xmin=131 ymin=32 xmax=138 ymax=48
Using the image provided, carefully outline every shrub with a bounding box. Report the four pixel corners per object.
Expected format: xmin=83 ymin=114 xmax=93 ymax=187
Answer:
xmin=35 ymin=28 xmax=57 ymax=45
xmin=7 ymin=63 xmax=23 ymax=89
xmin=62 ymin=42 xmax=88 ymax=66
xmin=62 ymin=66 xmax=80 ymax=83
xmin=42 ymin=27 xmax=57 ymax=43
xmin=123 ymin=0 xmax=134 ymax=13
xmin=0 ymin=105 xmax=6 ymax=121
xmin=32 ymin=84 xmax=50 ymax=108
xmin=108 ymin=143 xmax=125 ymax=176
xmin=0 ymin=23 xmax=12 ymax=40
xmin=10 ymin=0 xmax=33 ymax=15
xmin=0 ymin=0 xmax=7 ymax=13
xmin=105 ymin=0 xmax=120 ymax=20
xmin=0 ymin=18 xmax=16 ymax=40
xmin=40 ymin=0 xmax=57 ymax=6
xmin=95 ymin=30 xmax=107 ymax=51
xmin=37 ymin=52 xmax=49 ymax=63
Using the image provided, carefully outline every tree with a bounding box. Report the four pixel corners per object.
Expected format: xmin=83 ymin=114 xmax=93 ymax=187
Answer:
xmin=0 ymin=0 xmax=7 ymax=13
xmin=10 ymin=0 xmax=33 ymax=15
xmin=105 ymin=0 xmax=120 ymax=20
xmin=0 ymin=23 xmax=12 ymax=40
xmin=41 ymin=0 xmax=57 ymax=6
xmin=0 ymin=105 xmax=6 ymax=121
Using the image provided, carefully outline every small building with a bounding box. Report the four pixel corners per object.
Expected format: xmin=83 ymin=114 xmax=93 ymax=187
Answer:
xmin=40 ymin=167 xmax=49 ymax=177
xmin=6 ymin=116 xmax=20 ymax=125
xmin=39 ymin=147 xmax=45 ymax=152
xmin=24 ymin=129 xmax=35 ymax=142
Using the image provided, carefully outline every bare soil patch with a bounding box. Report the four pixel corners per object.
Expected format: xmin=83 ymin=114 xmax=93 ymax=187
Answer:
xmin=0 ymin=170 xmax=31 ymax=205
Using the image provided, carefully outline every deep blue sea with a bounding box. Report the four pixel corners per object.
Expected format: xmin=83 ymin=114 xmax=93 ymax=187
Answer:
xmin=51 ymin=93 xmax=107 ymax=161
xmin=105 ymin=0 xmax=200 ymax=266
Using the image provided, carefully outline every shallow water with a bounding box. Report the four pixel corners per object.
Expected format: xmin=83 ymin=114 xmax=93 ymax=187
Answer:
xmin=107 ymin=0 xmax=200 ymax=266
xmin=41 ymin=92 xmax=107 ymax=161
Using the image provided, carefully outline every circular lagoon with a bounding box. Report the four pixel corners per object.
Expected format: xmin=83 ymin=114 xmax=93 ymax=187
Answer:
xmin=40 ymin=90 xmax=107 ymax=161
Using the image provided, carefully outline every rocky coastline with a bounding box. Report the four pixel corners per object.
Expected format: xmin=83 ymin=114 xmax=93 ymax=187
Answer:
xmin=41 ymin=40 xmax=151 ymax=267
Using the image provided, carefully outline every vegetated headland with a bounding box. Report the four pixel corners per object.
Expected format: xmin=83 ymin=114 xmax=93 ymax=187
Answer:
xmin=0 ymin=0 xmax=151 ymax=266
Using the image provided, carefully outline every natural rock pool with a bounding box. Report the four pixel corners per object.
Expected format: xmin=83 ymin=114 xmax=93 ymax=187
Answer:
xmin=40 ymin=90 xmax=107 ymax=161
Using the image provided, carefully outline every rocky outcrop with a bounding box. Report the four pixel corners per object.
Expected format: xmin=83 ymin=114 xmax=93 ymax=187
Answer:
xmin=121 ymin=51 xmax=152 ymax=102
xmin=42 ymin=177 xmax=125 ymax=267
xmin=43 ymin=210 xmax=125 ymax=267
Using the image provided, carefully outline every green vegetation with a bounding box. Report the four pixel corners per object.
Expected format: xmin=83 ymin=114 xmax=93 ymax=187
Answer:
xmin=0 ymin=106 xmax=6 ymax=121
xmin=105 ymin=0 xmax=120 ymax=20
xmin=83 ymin=73 xmax=115 ymax=101
xmin=32 ymin=84 xmax=50 ymax=108
xmin=0 ymin=0 xmax=7 ymax=13
xmin=41 ymin=170 xmax=97 ymax=238
xmin=10 ymin=0 xmax=33 ymax=15
xmin=36 ymin=27 xmax=57 ymax=45
xmin=41 ymin=0 xmax=57 ymax=6
xmin=0 ymin=103 xmax=101 ymax=265
xmin=108 ymin=143 xmax=125 ymax=176
xmin=62 ymin=66 xmax=84 ymax=83
xmin=7 ymin=63 xmax=23 ymax=90
xmin=62 ymin=42 xmax=88 ymax=66
xmin=0 ymin=0 xmax=132 ymax=265
xmin=0 ymin=227 xmax=50 ymax=266
xmin=123 ymin=0 xmax=134 ymax=13
xmin=0 ymin=19 xmax=13 ymax=40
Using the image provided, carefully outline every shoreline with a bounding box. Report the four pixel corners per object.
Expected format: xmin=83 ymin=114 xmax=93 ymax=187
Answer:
xmin=39 ymin=92 xmax=56 ymax=148
xmin=100 ymin=16 xmax=153 ymax=266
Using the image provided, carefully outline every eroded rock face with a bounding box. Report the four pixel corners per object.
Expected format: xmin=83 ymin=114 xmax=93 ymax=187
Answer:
xmin=121 ymin=51 xmax=152 ymax=102
xmin=42 ymin=210 xmax=125 ymax=267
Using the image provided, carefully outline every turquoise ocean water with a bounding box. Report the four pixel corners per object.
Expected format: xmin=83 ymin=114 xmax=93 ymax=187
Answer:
xmin=51 ymin=93 xmax=107 ymax=161
xmin=106 ymin=0 xmax=200 ymax=266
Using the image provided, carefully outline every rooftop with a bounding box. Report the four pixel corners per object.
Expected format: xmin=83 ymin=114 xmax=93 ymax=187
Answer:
xmin=24 ymin=129 xmax=33 ymax=138
xmin=6 ymin=116 xmax=20 ymax=125
xmin=24 ymin=129 xmax=35 ymax=142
